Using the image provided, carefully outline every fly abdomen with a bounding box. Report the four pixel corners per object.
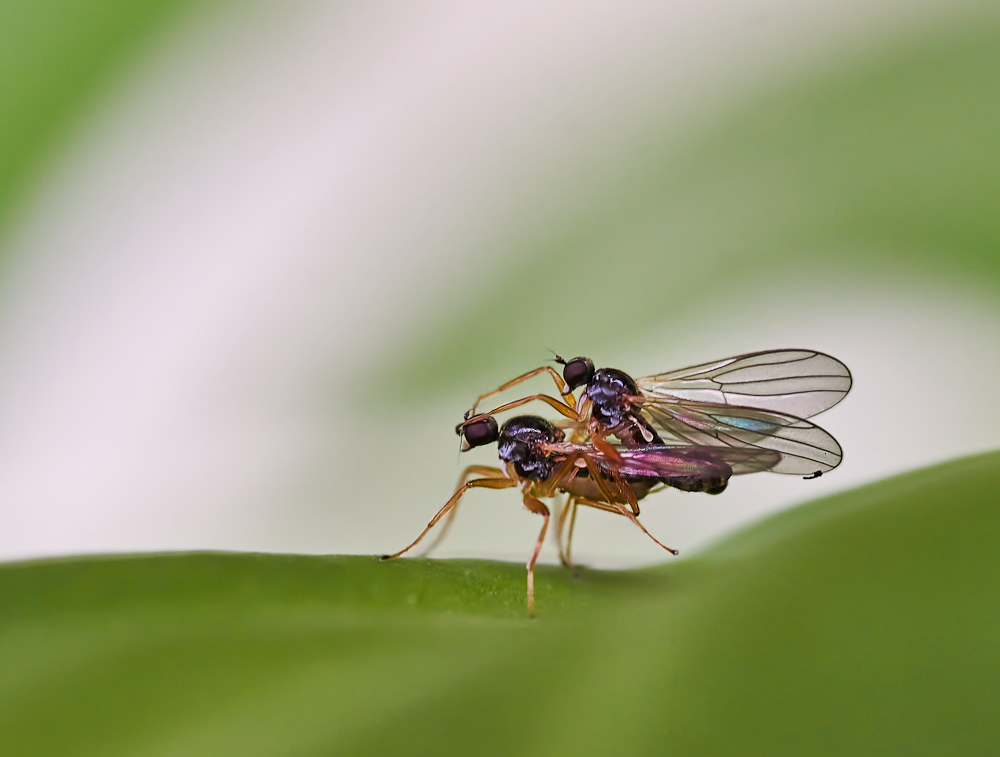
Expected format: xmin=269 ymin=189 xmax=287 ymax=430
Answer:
xmin=665 ymin=474 xmax=730 ymax=494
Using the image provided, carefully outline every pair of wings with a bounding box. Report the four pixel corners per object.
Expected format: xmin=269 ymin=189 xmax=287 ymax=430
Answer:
xmin=626 ymin=349 xmax=851 ymax=476
xmin=546 ymin=441 xmax=783 ymax=482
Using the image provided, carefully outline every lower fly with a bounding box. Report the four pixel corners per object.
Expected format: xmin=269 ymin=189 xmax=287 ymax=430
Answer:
xmin=382 ymin=414 xmax=781 ymax=616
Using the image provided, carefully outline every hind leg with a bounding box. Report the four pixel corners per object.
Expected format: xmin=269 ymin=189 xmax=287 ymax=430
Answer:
xmin=573 ymin=497 xmax=678 ymax=556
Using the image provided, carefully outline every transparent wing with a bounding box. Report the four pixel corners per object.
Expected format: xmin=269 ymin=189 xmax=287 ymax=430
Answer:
xmin=611 ymin=445 xmax=782 ymax=478
xmin=636 ymin=349 xmax=851 ymax=419
xmin=640 ymin=400 xmax=843 ymax=475
xmin=548 ymin=443 xmax=782 ymax=478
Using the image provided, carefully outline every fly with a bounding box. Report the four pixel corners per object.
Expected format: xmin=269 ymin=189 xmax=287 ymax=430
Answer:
xmin=383 ymin=414 xmax=784 ymax=616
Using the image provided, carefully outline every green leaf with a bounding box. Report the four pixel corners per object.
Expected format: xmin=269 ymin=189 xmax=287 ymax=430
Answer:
xmin=2 ymin=449 xmax=997 ymax=756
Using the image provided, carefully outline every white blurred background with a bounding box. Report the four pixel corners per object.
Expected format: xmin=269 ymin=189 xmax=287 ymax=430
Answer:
xmin=0 ymin=0 xmax=998 ymax=567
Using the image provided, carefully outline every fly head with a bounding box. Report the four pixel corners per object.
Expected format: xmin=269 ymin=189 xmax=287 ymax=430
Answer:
xmin=555 ymin=355 xmax=596 ymax=392
xmin=457 ymin=415 xmax=500 ymax=449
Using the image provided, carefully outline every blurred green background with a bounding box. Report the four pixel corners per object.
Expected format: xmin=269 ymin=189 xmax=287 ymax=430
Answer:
xmin=1 ymin=0 xmax=999 ymax=753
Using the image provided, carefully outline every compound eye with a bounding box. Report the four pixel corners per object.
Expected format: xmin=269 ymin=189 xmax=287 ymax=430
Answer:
xmin=562 ymin=357 xmax=595 ymax=391
xmin=461 ymin=416 xmax=500 ymax=448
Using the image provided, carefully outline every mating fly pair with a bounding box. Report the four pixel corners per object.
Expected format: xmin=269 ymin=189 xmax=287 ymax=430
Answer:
xmin=382 ymin=349 xmax=852 ymax=616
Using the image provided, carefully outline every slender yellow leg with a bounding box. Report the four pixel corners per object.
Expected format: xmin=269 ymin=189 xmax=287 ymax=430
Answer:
xmin=469 ymin=366 xmax=571 ymax=415
xmin=471 ymin=393 xmax=581 ymax=422
xmin=564 ymin=498 xmax=580 ymax=568
xmin=573 ymin=497 xmax=678 ymax=556
xmin=381 ymin=476 xmax=515 ymax=561
xmin=555 ymin=494 xmax=571 ymax=567
xmin=520 ymin=491 xmax=551 ymax=618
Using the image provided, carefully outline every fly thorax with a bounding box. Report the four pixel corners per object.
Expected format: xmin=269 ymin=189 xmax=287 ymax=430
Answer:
xmin=586 ymin=368 xmax=640 ymax=431
xmin=497 ymin=416 xmax=564 ymax=480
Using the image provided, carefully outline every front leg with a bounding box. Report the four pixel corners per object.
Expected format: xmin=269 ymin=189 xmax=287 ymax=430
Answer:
xmin=469 ymin=366 xmax=571 ymax=416
xmin=422 ymin=465 xmax=505 ymax=556
xmin=458 ymin=394 xmax=584 ymax=448
xmin=381 ymin=476 xmax=515 ymax=561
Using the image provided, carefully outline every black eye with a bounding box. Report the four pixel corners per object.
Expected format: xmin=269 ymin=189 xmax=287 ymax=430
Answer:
xmin=461 ymin=416 xmax=500 ymax=448
xmin=562 ymin=357 xmax=595 ymax=391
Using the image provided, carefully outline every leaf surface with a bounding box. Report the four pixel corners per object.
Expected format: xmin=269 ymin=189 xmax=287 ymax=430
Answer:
xmin=2 ymin=450 xmax=998 ymax=756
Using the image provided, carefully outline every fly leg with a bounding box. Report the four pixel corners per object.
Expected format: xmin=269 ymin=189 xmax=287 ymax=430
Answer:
xmin=565 ymin=498 xmax=580 ymax=568
xmin=545 ymin=451 xmax=630 ymax=510
xmin=573 ymin=497 xmax=678 ymax=556
xmin=458 ymin=394 xmax=584 ymax=446
xmin=554 ymin=494 xmax=578 ymax=570
xmin=422 ymin=465 xmax=504 ymax=556
xmin=468 ymin=393 xmax=582 ymax=423
xmin=551 ymin=450 xmax=676 ymax=556
xmin=555 ymin=494 xmax=571 ymax=567
xmin=468 ymin=366 xmax=571 ymax=416
xmin=520 ymin=490 xmax=551 ymax=618
xmin=381 ymin=476 xmax=515 ymax=561
xmin=546 ymin=450 xmax=634 ymax=569
xmin=556 ymin=496 xmax=580 ymax=575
